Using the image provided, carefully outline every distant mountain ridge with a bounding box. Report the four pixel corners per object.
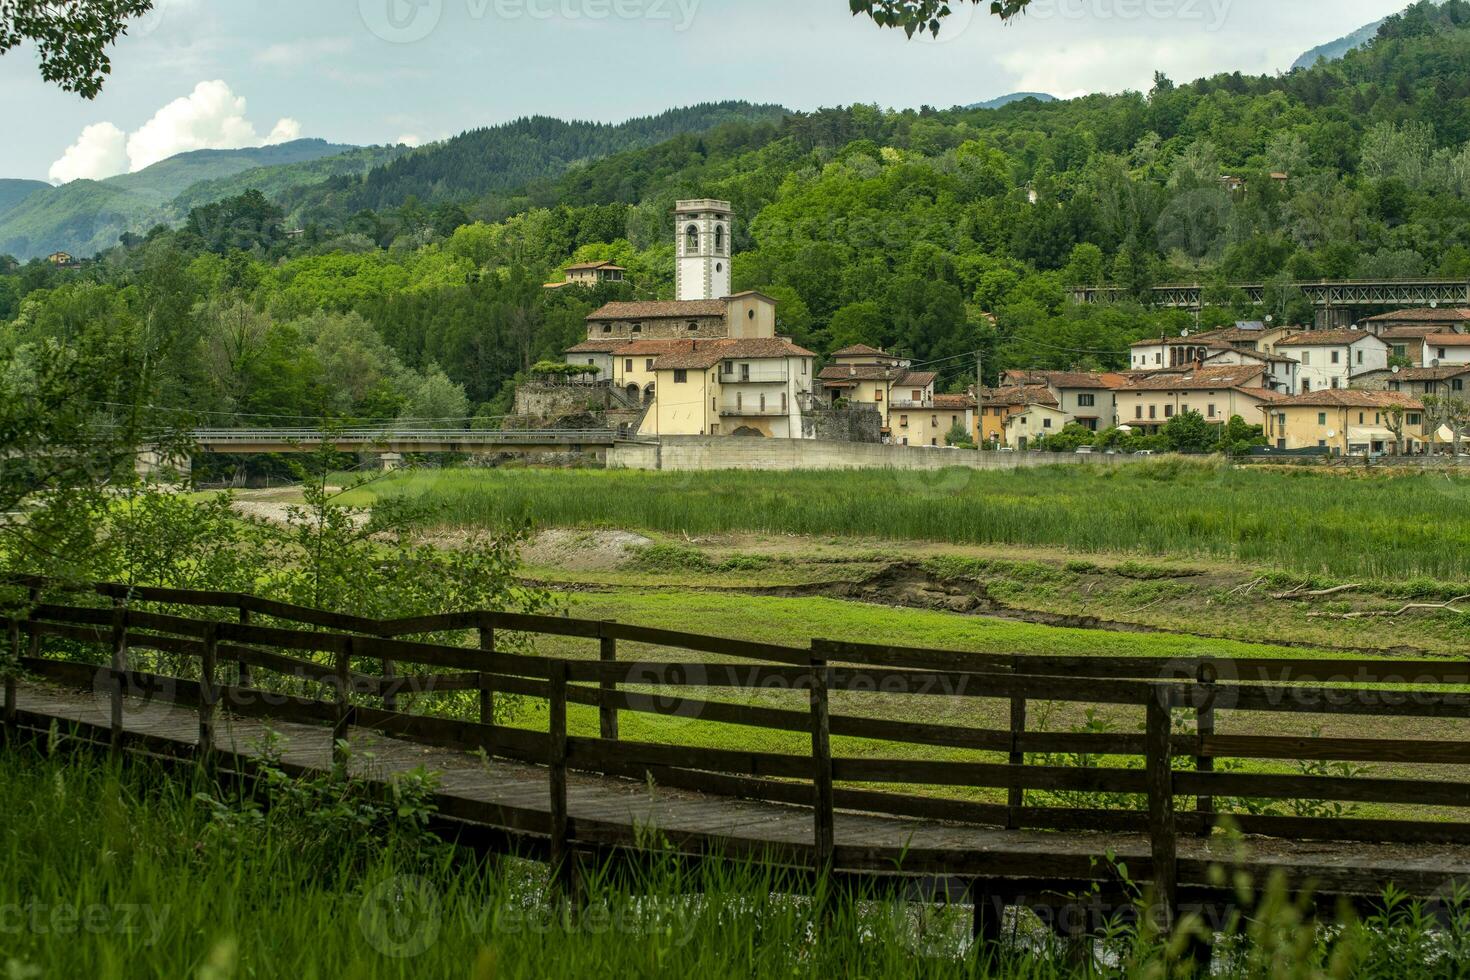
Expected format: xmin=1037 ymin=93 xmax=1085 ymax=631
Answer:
xmin=966 ymin=92 xmax=1058 ymax=110
xmin=0 ymin=139 xmax=370 ymax=260
xmin=0 ymin=179 xmax=49 ymax=223
xmin=1292 ymin=17 xmax=1389 ymax=70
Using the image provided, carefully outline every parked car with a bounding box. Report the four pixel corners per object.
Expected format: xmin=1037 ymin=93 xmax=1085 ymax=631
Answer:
xmin=1134 ymin=450 xmax=1155 ymax=456
xmin=1075 ymin=446 xmax=1095 ymax=455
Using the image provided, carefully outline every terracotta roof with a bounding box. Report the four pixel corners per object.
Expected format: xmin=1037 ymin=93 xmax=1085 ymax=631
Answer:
xmin=1000 ymin=370 xmax=1117 ymax=390
xmin=653 ymin=338 xmax=815 ymax=371
xmin=818 ymin=364 xmax=899 ymax=382
xmin=565 ymin=260 xmax=625 ymax=271
xmin=587 ymin=300 xmax=727 ymax=321
xmin=1117 ymin=366 xmax=1265 ymax=391
xmin=618 ymin=339 xmax=700 ymax=357
xmin=1365 ymin=308 xmax=1470 ymax=323
xmin=933 ymin=394 xmax=976 ymax=410
xmin=1278 ymin=330 xmax=1383 ymax=346
xmin=1424 ymin=333 xmax=1470 ymax=347
xmin=1129 ymin=335 xmax=1231 ymax=349
xmin=1376 ymin=326 xmax=1445 ymax=340
xmin=1203 ymin=349 xmax=1298 ymax=365
xmin=1270 ymin=390 xmax=1424 ymax=409
xmin=565 ymin=340 xmax=628 ymax=354
xmin=830 ymin=344 xmax=890 ymax=358
xmin=897 ymin=371 xmax=937 ymax=389
xmin=1232 ymin=387 xmax=1287 ymax=403
xmin=1358 ymin=365 xmax=1470 ymax=381
xmin=980 ymin=385 xmax=1058 ymax=408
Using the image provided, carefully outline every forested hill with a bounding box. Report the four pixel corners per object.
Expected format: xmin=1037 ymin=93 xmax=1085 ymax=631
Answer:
xmin=9 ymin=1 xmax=1470 ymax=432
xmin=281 ymin=102 xmax=790 ymax=217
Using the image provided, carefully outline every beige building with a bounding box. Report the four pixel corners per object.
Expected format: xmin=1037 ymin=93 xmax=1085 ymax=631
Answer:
xmin=977 ymin=386 xmax=1057 ymax=446
xmin=892 ymin=394 xmax=976 ymax=448
xmin=1261 ymin=390 xmax=1427 ymax=456
xmin=817 ymin=345 xmax=940 ymax=442
xmin=1202 ymin=348 xmax=1299 ymax=394
xmin=1115 ymin=365 xmax=1279 ymax=434
xmin=1003 ymin=401 xmax=1073 ymax=449
xmin=1423 ymin=333 xmax=1470 ymax=366
xmin=999 ymin=370 xmax=1123 ymax=431
xmin=1353 ymin=365 xmax=1470 ymax=397
xmin=1129 ymin=323 xmax=1297 ymax=370
xmin=544 ymin=260 xmax=627 ymax=289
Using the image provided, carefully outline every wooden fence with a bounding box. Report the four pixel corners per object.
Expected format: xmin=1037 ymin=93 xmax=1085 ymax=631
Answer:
xmin=4 ymin=577 xmax=1470 ymax=917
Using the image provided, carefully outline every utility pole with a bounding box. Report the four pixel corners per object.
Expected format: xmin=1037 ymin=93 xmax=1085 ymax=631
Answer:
xmin=975 ymin=350 xmax=985 ymax=450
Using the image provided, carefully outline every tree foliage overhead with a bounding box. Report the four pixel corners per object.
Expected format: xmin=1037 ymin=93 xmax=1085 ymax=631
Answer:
xmin=850 ymin=0 xmax=1028 ymax=37
xmin=0 ymin=0 xmax=153 ymax=98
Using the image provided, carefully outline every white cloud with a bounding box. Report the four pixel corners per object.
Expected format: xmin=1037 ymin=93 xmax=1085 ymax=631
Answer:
xmin=48 ymin=123 xmax=129 ymax=184
xmin=48 ymin=81 xmax=305 ymax=183
xmin=396 ymin=134 xmax=423 ymax=147
xmin=254 ymin=37 xmax=353 ymax=67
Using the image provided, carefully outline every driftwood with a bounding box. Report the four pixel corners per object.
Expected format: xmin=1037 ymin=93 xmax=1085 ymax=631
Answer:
xmin=1273 ymin=583 xmax=1363 ymax=601
xmin=1309 ymin=595 xmax=1470 ymax=620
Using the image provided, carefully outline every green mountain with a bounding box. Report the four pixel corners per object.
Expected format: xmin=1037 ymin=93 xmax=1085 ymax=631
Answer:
xmin=282 ymin=102 xmax=790 ymax=220
xmin=0 ymin=139 xmax=367 ymax=260
xmin=0 ymin=179 xmax=49 ymax=224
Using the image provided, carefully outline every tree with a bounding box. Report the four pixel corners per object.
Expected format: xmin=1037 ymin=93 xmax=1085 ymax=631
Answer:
xmin=850 ymin=0 xmax=1028 ymax=37
xmin=1162 ymin=410 xmax=1214 ymax=454
xmin=1 ymin=0 xmax=153 ymax=97
xmin=1216 ymin=415 xmax=1266 ymax=457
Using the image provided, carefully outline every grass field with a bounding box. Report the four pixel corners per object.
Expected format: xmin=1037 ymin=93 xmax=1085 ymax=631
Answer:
xmin=341 ymin=461 xmax=1470 ymax=584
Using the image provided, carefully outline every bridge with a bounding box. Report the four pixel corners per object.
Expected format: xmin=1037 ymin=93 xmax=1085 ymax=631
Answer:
xmin=5 ymin=577 xmax=1470 ymax=956
xmin=1072 ymin=278 xmax=1470 ymax=326
xmin=190 ymin=427 xmax=635 ymax=457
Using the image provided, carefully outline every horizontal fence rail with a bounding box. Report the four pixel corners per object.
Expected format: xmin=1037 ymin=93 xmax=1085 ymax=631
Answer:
xmin=4 ymin=575 xmax=1470 ymax=917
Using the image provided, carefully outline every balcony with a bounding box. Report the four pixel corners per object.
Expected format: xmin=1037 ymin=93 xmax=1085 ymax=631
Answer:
xmin=719 ymin=400 xmax=790 ymax=417
xmin=719 ymin=367 xmax=790 ymax=384
xmin=889 ymin=397 xmax=934 ymax=409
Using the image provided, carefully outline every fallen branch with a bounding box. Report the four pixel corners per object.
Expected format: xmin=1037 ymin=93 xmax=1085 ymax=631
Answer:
xmin=1225 ymin=577 xmax=1266 ymax=599
xmin=1272 ymin=583 xmax=1363 ymax=601
xmin=1308 ymin=595 xmax=1470 ymax=620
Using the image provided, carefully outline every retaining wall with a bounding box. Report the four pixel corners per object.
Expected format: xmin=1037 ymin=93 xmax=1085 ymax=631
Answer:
xmin=607 ymin=437 xmax=1144 ymax=472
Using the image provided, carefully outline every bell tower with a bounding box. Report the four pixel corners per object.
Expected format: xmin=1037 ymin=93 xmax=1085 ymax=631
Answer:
xmin=675 ymin=199 xmax=732 ymax=302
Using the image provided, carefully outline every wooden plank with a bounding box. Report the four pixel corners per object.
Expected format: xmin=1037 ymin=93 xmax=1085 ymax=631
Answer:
xmin=1202 ymin=734 xmax=1470 ymax=765
xmin=237 ymin=594 xmax=380 ymax=634
xmin=216 ymin=621 xmax=350 ymax=656
xmin=602 ymin=622 xmax=808 ymax=665
xmin=599 ymin=626 xmax=619 ymax=742
xmin=830 ymin=758 xmax=1150 ymax=793
xmin=479 ymin=618 xmax=496 ymax=727
xmin=198 ymin=623 xmax=218 ymax=765
xmin=3 ymin=617 xmax=18 ymax=736
xmin=109 ymin=603 xmax=127 ymax=753
xmin=1008 ymin=697 xmax=1026 ymax=830
xmin=1220 ymin=685 xmax=1470 ymax=719
xmin=548 ymin=660 xmax=572 ymax=898
xmin=331 ymin=639 xmax=353 ymax=767
xmin=237 ymin=608 xmax=253 ymax=688
xmin=1145 ymin=695 xmax=1177 ymax=929
xmin=810 ymin=658 xmax=834 ymax=873
xmin=1196 ymin=663 xmax=1216 ymax=835
xmin=1176 ymin=771 xmax=1470 ymax=808
xmin=567 ymin=737 xmax=812 ymax=781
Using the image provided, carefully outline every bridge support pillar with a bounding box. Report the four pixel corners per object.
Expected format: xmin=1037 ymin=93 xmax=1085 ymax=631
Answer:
xmin=135 ymin=447 xmax=191 ymax=487
xmin=379 ymin=453 xmax=404 ymax=473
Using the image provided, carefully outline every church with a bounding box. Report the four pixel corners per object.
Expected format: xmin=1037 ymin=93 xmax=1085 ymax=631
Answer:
xmin=565 ymin=200 xmax=817 ymax=438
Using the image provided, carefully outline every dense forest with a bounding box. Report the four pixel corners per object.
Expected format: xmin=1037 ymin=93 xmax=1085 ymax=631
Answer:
xmin=6 ymin=0 xmax=1470 ymax=430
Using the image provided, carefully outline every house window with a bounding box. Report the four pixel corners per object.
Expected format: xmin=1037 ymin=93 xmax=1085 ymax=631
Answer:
xmin=931 ymin=416 xmax=938 ymax=427
xmin=1302 ymin=352 xmax=1311 ymax=366
xmin=674 ymin=369 xmax=688 ymax=384
xmin=1135 ymin=405 xmax=1143 ymax=420
xmin=736 ymin=392 xmax=743 ymax=411
xmin=1408 ymin=413 xmax=1423 ymax=425
xmin=632 ymin=323 xmax=643 ymax=334
xmin=759 ymin=394 xmax=767 ymax=412
xmin=912 ymin=390 xmax=922 ymax=401
xmin=782 ymin=392 xmax=788 ymax=412
xmin=602 ymin=324 xmax=612 ymax=334
xmin=1164 ymin=405 xmax=1175 ymax=418
xmin=1208 ymin=404 xmax=1216 ymax=418
xmin=1356 ymin=349 xmax=1364 ymax=365
xmin=1077 ymin=394 xmax=1095 ymax=407
xmin=624 ymin=359 xmax=633 ymax=372
xmin=1331 ymin=351 xmax=1340 ymax=365
xmin=1331 ymin=378 xmax=1340 ymax=389
xmin=687 ymin=321 xmax=699 ymax=332
xmin=1149 ymin=405 xmax=1157 ymax=419
xmin=1043 ymin=418 xmax=1053 ymax=429
xmin=1439 ymin=348 xmax=1448 ymax=360
xmin=900 ymin=415 xmax=909 ymax=427
xmin=715 ymin=225 xmax=725 ymax=254
xmin=646 ymin=359 xmax=654 ymax=371
xmin=1394 ymin=345 xmax=1407 ymax=357
xmin=875 ymin=390 xmax=883 ymax=402
xmin=802 ymin=360 xmax=809 ymax=375
xmin=1318 ymin=413 xmax=1327 ymax=425
xmin=685 ymin=225 xmax=699 ymax=253
xmin=1456 ymin=379 xmax=1465 ymax=392
xmin=1302 ymin=378 xmax=1311 ymax=392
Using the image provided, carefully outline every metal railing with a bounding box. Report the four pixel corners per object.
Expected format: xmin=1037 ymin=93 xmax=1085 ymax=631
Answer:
xmin=191 ymin=428 xmax=635 ymax=447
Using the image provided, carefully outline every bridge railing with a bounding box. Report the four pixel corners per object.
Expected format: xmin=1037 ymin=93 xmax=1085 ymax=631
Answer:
xmin=190 ymin=428 xmax=631 ymax=445
xmin=4 ymin=576 xmax=1470 ymax=910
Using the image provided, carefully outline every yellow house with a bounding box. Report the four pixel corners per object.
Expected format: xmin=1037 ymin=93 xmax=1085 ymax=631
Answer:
xmin=643 ymin=337 xmax=816 ymax=438
xmin=976 ymin=386 xmax=1058 ymax=446
xmin=1260 ymin=390 xmax=1427 ymax=455
xmin=817 ymin=345 xmax=937 ymax=440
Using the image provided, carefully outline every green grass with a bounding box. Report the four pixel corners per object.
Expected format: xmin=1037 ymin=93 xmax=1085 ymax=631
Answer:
xmin=342 ymin=462 xmax=1470 ymax=583
xmin=7 ymin=738 xmax=1468 ymax=977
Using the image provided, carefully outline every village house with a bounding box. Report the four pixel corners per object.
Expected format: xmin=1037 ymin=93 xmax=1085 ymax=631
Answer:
xmin=544 ymin=259 xmax=627 ymax=289
xmin=891 ymin=393 xmax=976 ymax=448
xmin=816 ymin=345 xmax=942 ymax=443
xmin=1114 ymin=365 xmax=1280 ymax=435
xmin=1002 ymin=398 xmax=1073 ymax=449
xmin=1201 ymin=348 xmax=1299 ymax=394
xmin=1422 ymin=333 xmax=1470 ymax=366
xmin=643 ymin=337 xmax=816 ymax=438
xmin=1260 ymin=390 xmax=1427 ymax=456
xmin=1353 ymin=364 xmax=1470 ymax=398
xmin=1275 ymin=330 xmax=1390 ymax=392
xmin=976 ymin=385 xmax=1057 ymax=446
xmin=999 ymin=370 xmax=1122 ymax=431
xmin=1362 ymin=307 xmax=1470 ymax=334
xmin=1129 ymin=335 xmax=1232 ymax=370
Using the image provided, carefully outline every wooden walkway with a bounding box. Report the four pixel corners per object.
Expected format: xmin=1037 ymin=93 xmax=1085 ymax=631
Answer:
xmin=7 ymin=577 xmax=1470 ymax=926
xmin=13 ymin=679 xmax=1470 ymax=907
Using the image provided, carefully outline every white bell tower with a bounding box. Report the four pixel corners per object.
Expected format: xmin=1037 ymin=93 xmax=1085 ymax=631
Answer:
xmin=675 ymin=199 xmax=732 ymax=302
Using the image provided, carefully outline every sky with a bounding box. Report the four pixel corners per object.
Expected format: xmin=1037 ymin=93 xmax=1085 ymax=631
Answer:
xmin=0 ymin=0 xmax=1410 ymax=183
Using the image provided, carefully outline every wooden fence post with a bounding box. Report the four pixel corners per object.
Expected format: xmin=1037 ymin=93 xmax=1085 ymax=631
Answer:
xmin=1196 ymin=662 xmax=1217 ymax=836
xmin=548 ymin=660 xmax=574 ymax=899
xmin=478 ymin=615 xmax=496 ymax=727
xmin=236 ymin=605 xmax=253 ymax=689
xmin=3 ymin=616 xmax=19 ymax=740
xmin=599 ymin=622 xmax=619 ymax=742
xmin=809 ymin=653 xmax=835 ymax=876
xmin=1007 ymin=696 xmax=1027 ymax=830
xmin=1145 ymin=690 xmax=1178 ymax=934
xmin=109 ymin=602 xmax=128 ymax=754
xmin=198 ymin=623 xmax=218 ymax=767
xmin=332 ymin=636 xmax=354 ymax=769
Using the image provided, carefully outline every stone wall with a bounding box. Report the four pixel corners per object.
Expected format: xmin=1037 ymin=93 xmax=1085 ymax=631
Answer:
xmin=800 ymin=405 xmax=884 ymax=443
xmin=514 ymin=383 xmax=626 ymax=420
xmin=608 ymin=437 xmax=1145 ymax=472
